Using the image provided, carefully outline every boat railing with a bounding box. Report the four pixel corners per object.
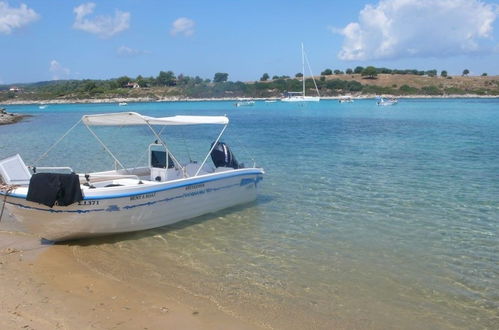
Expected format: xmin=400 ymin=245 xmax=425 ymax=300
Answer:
xmin=80 ymin=173 xmax=140 ymax=182
xmin=31 ymin=166 xmax=74 ymax=173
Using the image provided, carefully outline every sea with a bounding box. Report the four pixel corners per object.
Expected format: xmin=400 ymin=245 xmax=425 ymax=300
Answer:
xmin=1 ymin=99 xmax=498 ymax=329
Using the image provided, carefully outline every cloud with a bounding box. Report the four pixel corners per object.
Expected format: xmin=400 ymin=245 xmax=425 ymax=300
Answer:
xmin=170 ymin=17 xmax=195 ymax=37
xmin=337 ymin=0 xmax=498 ymax=60
xmin=116 ymin=45 xmax=149 ymax=57
xmin=49 ymin=60 xmax=70 ymax=80
xmin=0 ymin=1 xmax=39 ymax=34
xmin=73 ymin=2 xmax=130 ymax=38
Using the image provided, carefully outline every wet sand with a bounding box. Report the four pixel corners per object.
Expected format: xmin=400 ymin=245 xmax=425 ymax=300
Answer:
xmin=0 ymin=232 xmax=258 ymax=329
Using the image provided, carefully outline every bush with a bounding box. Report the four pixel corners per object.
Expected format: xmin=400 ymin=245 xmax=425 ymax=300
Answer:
xmin=399 ymin=84 xmax=419 ymax=95
xmin=421 ymin=85 xmax=442 ymax=95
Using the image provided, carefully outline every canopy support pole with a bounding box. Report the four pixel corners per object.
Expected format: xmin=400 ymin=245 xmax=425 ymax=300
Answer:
xmin=144 ymin=121 xmax=183 ymax=170
xmin=195 ymin=124 xmax=228 ymax=176
xmin=84 ymin=124 xmax=126 ymax=170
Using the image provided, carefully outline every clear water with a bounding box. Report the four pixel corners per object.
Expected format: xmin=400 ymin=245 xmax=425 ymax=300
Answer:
xmin=1 ymin=99 xmax=498 ymax=329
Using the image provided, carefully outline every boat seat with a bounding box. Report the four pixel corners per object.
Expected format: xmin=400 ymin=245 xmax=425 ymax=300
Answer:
xmin=150 ymin=167 xmax=182 ymax=182
xmin=0 ymin=154 xmax=32 ymax=185
xmin=184 ymin=162 xmax=212 ymax=177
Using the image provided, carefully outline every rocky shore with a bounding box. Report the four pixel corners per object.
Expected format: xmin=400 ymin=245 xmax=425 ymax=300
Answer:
xmin=0 ymin=108 xmax=30 ymax=126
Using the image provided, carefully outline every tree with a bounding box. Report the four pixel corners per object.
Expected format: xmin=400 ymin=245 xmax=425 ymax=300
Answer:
xmin=321 ymin=69 xmax=333 ymax=75
xmin=82 ymin=80 xmax=97 ymax=92
xmin=440 ymin=70 xmax=448 ymax=77
xmin=346 ymin=68 xmax=353 ymax=74
xmin=176 ymin=74 xmax=190 ymax=86
xmin=481 ymin=72 xmax=488 ymax=76
xmin=194 ymin=76 xmax=203 ymax=84
xmin=361 ymin=66 xmax=378 ymax=79
xmin=462 ymin=69 xmax=470 ymax=76
xmin=156 ymin=71 xmax=176 ymax=86
xmin=295 ymin=72 xmax=303 ymax=78
xmin=425 ymin=69 xmax=437 ymax=77
xmin=136 ymin=75 xmax=146 ymax=87
xmin=260 ymin=73 xmax=270 ymax=81
xmin=353 ymin=66 xmax=364 ymax=74
xmin=116 ymin=76 xmax=132 ymax=88
xmin=213 ymin=72 xmax=228 ymax=83
xmin=334 ymin=69 xmax=343 ymax=75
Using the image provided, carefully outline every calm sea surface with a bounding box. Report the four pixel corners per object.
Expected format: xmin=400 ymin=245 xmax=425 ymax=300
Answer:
xmin=1 ymin=99 xmax=498 ymax=329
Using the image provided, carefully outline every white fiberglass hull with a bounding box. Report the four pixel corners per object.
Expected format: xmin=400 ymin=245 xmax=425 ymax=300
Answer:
xmin=282 ymin=96 xmax=320 ymax=102
xmin=3 ymin=169 xmax=263 ymax=241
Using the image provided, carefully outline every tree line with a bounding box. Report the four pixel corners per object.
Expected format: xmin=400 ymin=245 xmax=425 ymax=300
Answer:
xmin=0 ymin=67 xmax=496 ymax=102
xmin=260 ymin=66 xmax=486 ymax=81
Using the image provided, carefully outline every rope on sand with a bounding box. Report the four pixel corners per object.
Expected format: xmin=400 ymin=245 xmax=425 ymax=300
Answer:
xmin=0 ymin=184 xmax=18 ymax=223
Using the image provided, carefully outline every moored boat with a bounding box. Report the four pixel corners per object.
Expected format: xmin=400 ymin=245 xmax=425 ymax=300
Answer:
xmin=376 ymin=96 xmax=398 ymax=106
xmin=0 ymin=112 xmax=264 ymax=241
xmin=281 ymin=43 xmax=320 ymax=103
xmin=234 ymin=100 xmax=255 ymax=107
xmin=338 ymin=96 xmax=354 ymax=103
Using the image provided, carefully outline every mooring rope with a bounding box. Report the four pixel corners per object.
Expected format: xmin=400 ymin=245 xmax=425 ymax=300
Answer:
xmin=0 ymin=184 xmax=18 ymax=223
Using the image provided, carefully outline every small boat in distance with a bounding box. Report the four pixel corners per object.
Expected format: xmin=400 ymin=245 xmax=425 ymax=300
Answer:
xmin=338 ymin=96 xmax=354 ymax=103
xmin=376 ymin=96 xmax=398 ymax=106
xmin=118 ymin=102 xmax=128 ymax=106
xmin=0 ymin=112 xmax=264 ymax=242
xmin=234 ymin=99 xmax=255 ymax=107
xmin=39 ymin=104 xmax=48 ymax=109
xmin=282 ymin=43 xmax=320 ymax=102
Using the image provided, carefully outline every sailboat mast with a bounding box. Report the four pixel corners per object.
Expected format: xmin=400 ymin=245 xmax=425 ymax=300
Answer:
xmin=301 ymin=42 xmax=305 ymax=96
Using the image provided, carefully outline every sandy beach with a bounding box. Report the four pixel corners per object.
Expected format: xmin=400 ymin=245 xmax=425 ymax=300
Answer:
xmin=0 ymin=232 xmax=258 ymax=329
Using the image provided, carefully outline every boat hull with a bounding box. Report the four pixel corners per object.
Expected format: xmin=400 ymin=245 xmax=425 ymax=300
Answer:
xmin=2 ymin=169 xmax=263 ymax=241
xmin=282 ymin=96 xmax=320 ymax=102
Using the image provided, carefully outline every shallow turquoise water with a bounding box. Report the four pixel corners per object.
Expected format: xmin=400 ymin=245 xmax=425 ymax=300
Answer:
xmin=1 ymin=99 xmax=498 ymax=329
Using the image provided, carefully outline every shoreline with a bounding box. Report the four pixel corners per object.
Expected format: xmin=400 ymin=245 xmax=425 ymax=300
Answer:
xmin=0 ymin=108 xmax=31 ymax=125
xmin=1 ymin=94 xmax=498 ymax=106
xmin=0 ymin=232 xmax=258 ymax=329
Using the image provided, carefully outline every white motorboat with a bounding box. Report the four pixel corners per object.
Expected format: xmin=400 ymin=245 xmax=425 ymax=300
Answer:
xmin=0 ymin=112 xmax=264 ymax=241
xmin=376 ymin=96 xmax=398 ymax=106
xmin=118 ymin=102 xmax=128 ymax=106
xmin=282 ymin=43 xmax=320 ymax=103
xmin=338 ymin=96 xmax=354 ymax=103
xmin=234 ymin=100 xmax=255 ymax=107
xmin=39 ymin=104 xmax=48 ymax=109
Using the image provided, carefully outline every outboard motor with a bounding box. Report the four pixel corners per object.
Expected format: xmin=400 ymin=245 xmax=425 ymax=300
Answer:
xmin=210 ymin=142 xmax=240 ymax=169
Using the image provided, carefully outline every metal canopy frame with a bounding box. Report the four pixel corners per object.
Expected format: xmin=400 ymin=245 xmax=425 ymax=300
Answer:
xmin=34 ymin=113 xmax=229 ymax=178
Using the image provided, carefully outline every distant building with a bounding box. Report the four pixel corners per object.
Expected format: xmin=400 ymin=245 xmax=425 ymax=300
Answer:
xmin=125 ymin=82 xmax=140 ymax=89
xmin=9 ymin=86 xmax=23 ymax=92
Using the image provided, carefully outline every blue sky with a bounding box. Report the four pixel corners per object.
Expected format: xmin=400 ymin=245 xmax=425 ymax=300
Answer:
xmin=1 ymin=0 xmax=498 ymax=84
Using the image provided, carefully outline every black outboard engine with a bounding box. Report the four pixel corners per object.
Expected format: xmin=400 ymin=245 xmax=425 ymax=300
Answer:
xmin=210 ymin=142 xmax=240 ymax=169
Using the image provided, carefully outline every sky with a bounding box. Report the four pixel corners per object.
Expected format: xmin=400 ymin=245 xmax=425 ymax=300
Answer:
xmin=0 ymin=0 xmax=498 ymax=84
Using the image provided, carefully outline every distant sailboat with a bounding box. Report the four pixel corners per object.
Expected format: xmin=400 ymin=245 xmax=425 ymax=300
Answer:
xmin=282 ymin=43 xmax=320 ymax=102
